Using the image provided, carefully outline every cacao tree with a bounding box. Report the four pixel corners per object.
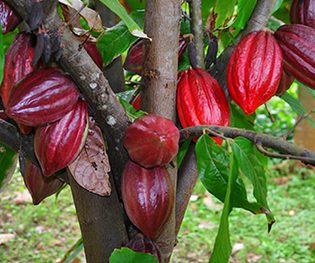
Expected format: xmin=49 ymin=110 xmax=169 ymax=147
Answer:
xmin=0 ymin=0 xmax=315 ymax=262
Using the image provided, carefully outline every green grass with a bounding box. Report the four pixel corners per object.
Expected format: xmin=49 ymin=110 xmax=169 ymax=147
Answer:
xmin=1 ymin=162 xmax=314 ymax=262
xmin=173 ymin=163 xmax=315 ymax=263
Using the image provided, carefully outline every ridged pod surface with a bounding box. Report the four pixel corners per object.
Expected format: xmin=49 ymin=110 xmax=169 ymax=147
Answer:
xmin=124 ymin=114 xmax=179 ymax=168
xmin=84 ymin=41 xmax=103 ymax=69
xmin=227 ymin=31 xmax=283 ymax=115
xmin=7 ymin=68 xmax=80 ymax=126
xmin=21 ymin=158 xmax=64 ymax=205
xmin=274 ymin=24 xmax=315 ymax=89
xmin=34 ymin=100 xmax=88 ymax=177
xmin=177 ymin=67 xmax=230 ymax=144
xmin=290 ymin=0 xmax=315 ymax=28
xmin=124 ymin=36 xmax=187 ymax=75
xmin=121 ymin=161 xmax=174 ymax=240
xmin=1 ymin=33 xmax=37 ymax=108
xmin=0 ymin=1 xmax=20 ymax=34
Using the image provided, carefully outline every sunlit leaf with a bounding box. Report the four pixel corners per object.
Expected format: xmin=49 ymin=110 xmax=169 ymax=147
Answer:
xmin=196 ymin=134 xmax=261 ymax=213
xmin=98 ymin=0 xmax=149 ymax=39
xmin=209 ymin=143 xmax=236 ymax=263
xmin=110 ymin=247 xmax=158 ymax=263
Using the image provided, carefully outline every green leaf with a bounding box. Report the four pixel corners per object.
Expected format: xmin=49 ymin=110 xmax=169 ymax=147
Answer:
xmin=209 ymin=143 xmax=237 ymax=263
xmin=117 ymin=96 xmax=146 ymax=121
xmin=126 ymin=0 xmax=146 ymax=11
xmin=201 ymin=0 xmax=216 ymax=23
xmin=98 ymin=0 xmax=148 ymax=39
xmin=177 ymin=139 xmax=191 ymax=168
xmin=110 ymin=247 xmax=158 ymax=263
xmin=61 ymin=237 xmax=84 ymax=263
xmin=281 ymin=92 xmax=315 ymax=128
xmin=272 ymin=0 xmax=284 ymax=14
xmin=230 ymin=103 xmax=255 ymax=130
xmin=0 ymin=26 xmax=4 ymax=84
xmin=232 ymin=0 xmax=257 ymax=31
xmin=0 ymin=143 xmax=18 ymax=192
xmin=232 ymin=137 xmax=275 ymax=226
xmin=195 ymin=134 xmax=261 ymax=213
xmin=97 ymin=10 xmax=144 ymax=66
xmin=214 ymin=0 xmax=237 ymax=28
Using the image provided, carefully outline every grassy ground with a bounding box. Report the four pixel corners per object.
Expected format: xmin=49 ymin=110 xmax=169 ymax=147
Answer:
xmin=0 ymin=161 xmax=314 ymax=262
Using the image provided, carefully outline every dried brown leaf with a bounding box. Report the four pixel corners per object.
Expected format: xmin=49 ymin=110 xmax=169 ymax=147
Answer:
xmin=68 ymin=120 xmax=111 ymax=196
xmin=59 ymin=0 xmax=103 ymax=32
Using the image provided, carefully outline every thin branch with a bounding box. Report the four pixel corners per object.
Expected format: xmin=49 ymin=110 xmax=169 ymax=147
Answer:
xmin=189 ymin=0 xmax=205 ymax=68
xmin=180 ymin=125 xmax=315 ymax=166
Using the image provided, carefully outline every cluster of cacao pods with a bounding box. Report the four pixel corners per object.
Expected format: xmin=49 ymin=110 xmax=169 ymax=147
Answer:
xmin=0 ymin=32 xmax=92 ymax=204
xmin=122 ymin=114 xmax=179 ymax=253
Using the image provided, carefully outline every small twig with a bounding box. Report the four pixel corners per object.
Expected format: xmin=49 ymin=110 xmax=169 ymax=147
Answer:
xmin=264 ymin=103 xmax=276 ymax=123
xmin=256 ymin=144 xmax=315 ymax=163
xmin=283 ymin=110 xmax=315 ymax=139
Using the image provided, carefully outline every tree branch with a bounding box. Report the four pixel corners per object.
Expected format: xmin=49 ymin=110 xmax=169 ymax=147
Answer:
xmin=142 ymin=1 xmax=182 ymax=261
xmin=180 ymin=125 xmax=315 ymax=165
xmin=189 ymin=0 xmax=205 ymax=68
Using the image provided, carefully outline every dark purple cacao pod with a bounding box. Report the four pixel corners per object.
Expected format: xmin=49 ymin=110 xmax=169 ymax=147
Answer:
xmin=125 ymin=234 xmax=161 ymax=262
xmin=84 ymin=41 xmax=103 ymax=69
xmin=34 ymin=100 xmax=89 ymax=177
xmin=121 ymin=161 xmax=174 ymax=240
xmin=276 ymin=70 xmax=295 ymax=96
xmin=1 ymin=33 xmax=38 ymax=108
xmin=20 ymin=158 xmax=64 ymax=205
xmin=290 ymin=0 xmax=315 ymax=28
xmin=124 ymin=36 xmax=187 ymax=75
xmin=227 ymin=31 xmax=283 ymax=115
xmin=6 ymin=67 xmax=80 ymax=126
xmin=177 ymin=67 xmax=230 ymax=144
xmin=124 ymin=114 xmax=179 ymax=168
xmin=0 ymin=1 xmax=20 ymax=34
xmin=274 ymin=24 xmax=315 ymax=89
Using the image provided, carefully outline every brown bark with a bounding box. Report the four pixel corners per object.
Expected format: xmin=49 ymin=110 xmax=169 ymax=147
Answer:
xmin=142 ymin=0 xmax=182 ymax=261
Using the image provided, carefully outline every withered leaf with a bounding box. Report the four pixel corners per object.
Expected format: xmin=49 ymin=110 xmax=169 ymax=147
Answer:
xmin=68 ymin=120 xmax=111 ymax=196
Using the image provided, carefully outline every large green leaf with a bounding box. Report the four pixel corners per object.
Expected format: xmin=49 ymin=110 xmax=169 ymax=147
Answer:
xmin=209 ymin=143 xmax=236 ymax=263
xmin=98 ymin=0 xmax=148 ymax=39
xmin=232 ymin=0 xmax=257 ymax=31
xmin=196 ymin=134 xmax=261 ymax=213
xmin=0 ymin=143 xmax=18 ymax=192
xmin=110 ymin=247 xmax=158 ymax=263
xmin=232 ymin=138 xmax=274 ymax=226
xmin=213 ymin=0 xmax=237 ymax=28
xmin=97 ymin=10 xmax=144 ymax=66
xmin=281 ymin=92 xmax=315 ymax=128
xmin=201 ymin=0 xmax=216 ymax=23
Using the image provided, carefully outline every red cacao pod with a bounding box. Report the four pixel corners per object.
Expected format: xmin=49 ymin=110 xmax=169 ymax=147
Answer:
xmin=34 ymin=100 xmax=88 ymax=177
xmin=290 ymin=0 xmax=315 ymax=28
xmin=124 ymin=114 xmax=179 ymax=168
xmin=276 ymin=70 xmax=295 ymax=96
xmin=1 ymin=33 xmax=38 ymax=108
xmin=124 ymin=36 xmax=187 ymax=75
xmin=177 ymin=67 xmax=230 ymax=144
xmin=274 ymin=24 xmax=315 ymax=89
xmin=125 ymin=234 xmax=161 ymax=262
xmin=227 ymin=31 xmax=283 ymax=115
xmin=0 ymin=1 xmax=20 ymax=34
xmin=121 ymin=161 xmax=174 ymax=239
xmin=6 ymin=67 xmax=80 ymax=126
xmin=20 ymin=158 xmax=64 ymax=205
xmin=84 ymin=41 xmax=103 ymax=69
